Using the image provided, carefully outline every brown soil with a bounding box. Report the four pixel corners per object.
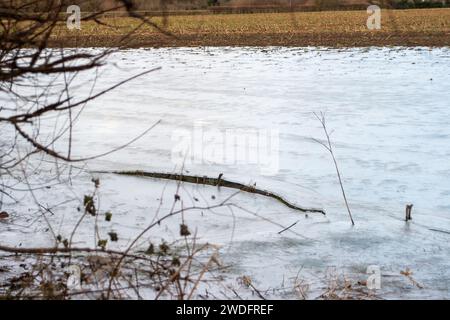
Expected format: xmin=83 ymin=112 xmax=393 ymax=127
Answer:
xmin=48 ymin=9 xmax=450 ymax=48
xmin=50 ymin=31 xmax=450 ymax=48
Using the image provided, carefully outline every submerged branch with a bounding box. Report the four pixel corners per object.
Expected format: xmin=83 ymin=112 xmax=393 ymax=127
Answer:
xmin=0 ymin=245 xmax=134 ymax=256
xmin=99 ymin=170 xmax=326 ymax=215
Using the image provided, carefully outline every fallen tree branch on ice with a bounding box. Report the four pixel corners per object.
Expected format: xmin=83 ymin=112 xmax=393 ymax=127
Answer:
xmin=0 ymin=245 xmax=140 ymax=257
xmin=98 ymin=170 xmax=326 ymax=215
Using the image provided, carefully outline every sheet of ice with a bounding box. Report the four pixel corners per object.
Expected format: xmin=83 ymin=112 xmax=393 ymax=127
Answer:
xmin=1 ymin=47 xmax=450 ymax=299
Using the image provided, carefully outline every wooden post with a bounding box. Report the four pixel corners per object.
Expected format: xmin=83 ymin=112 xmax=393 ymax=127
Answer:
xmin=405 ymin=204 xmax=413 ymax=221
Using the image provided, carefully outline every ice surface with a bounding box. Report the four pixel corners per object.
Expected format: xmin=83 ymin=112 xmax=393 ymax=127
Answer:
xmin=1 ymin=47 xmax=449 ymax=299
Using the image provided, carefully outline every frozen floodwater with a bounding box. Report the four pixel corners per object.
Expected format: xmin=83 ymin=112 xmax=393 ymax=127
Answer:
xmin=1 ymin=47 xmax=450 ymax=299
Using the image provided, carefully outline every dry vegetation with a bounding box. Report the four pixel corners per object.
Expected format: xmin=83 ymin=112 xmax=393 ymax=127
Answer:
xmin=0 ymin=0 xmax=235 ymax=300
xmin=50 ymin=9 xmax=450 ymax=47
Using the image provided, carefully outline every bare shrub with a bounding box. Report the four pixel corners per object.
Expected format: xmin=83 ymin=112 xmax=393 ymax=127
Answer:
xmin=0 ymin=0 xmax=228 ymax=300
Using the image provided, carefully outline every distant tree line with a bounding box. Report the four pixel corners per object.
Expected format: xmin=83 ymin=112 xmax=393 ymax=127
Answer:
xmin=8 ymin=0 xmax=449 ymax=12
xmin=391 ymin=0 xmax=449 ymax=9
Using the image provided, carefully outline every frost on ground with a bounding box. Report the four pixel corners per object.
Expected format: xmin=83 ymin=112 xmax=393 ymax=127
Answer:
xmin=1 ymin=47 xmax=449 ymax=299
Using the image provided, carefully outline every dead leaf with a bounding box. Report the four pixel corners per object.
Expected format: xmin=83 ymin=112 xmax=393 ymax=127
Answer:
xmin=0 ymin=211 xmax=9 ymax=219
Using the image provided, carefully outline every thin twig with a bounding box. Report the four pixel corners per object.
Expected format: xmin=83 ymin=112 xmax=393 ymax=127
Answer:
xmin=278 ymin=220 xmax=299 ymax=234
xmin=313 ymin=112 xmax=354 ymax=225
